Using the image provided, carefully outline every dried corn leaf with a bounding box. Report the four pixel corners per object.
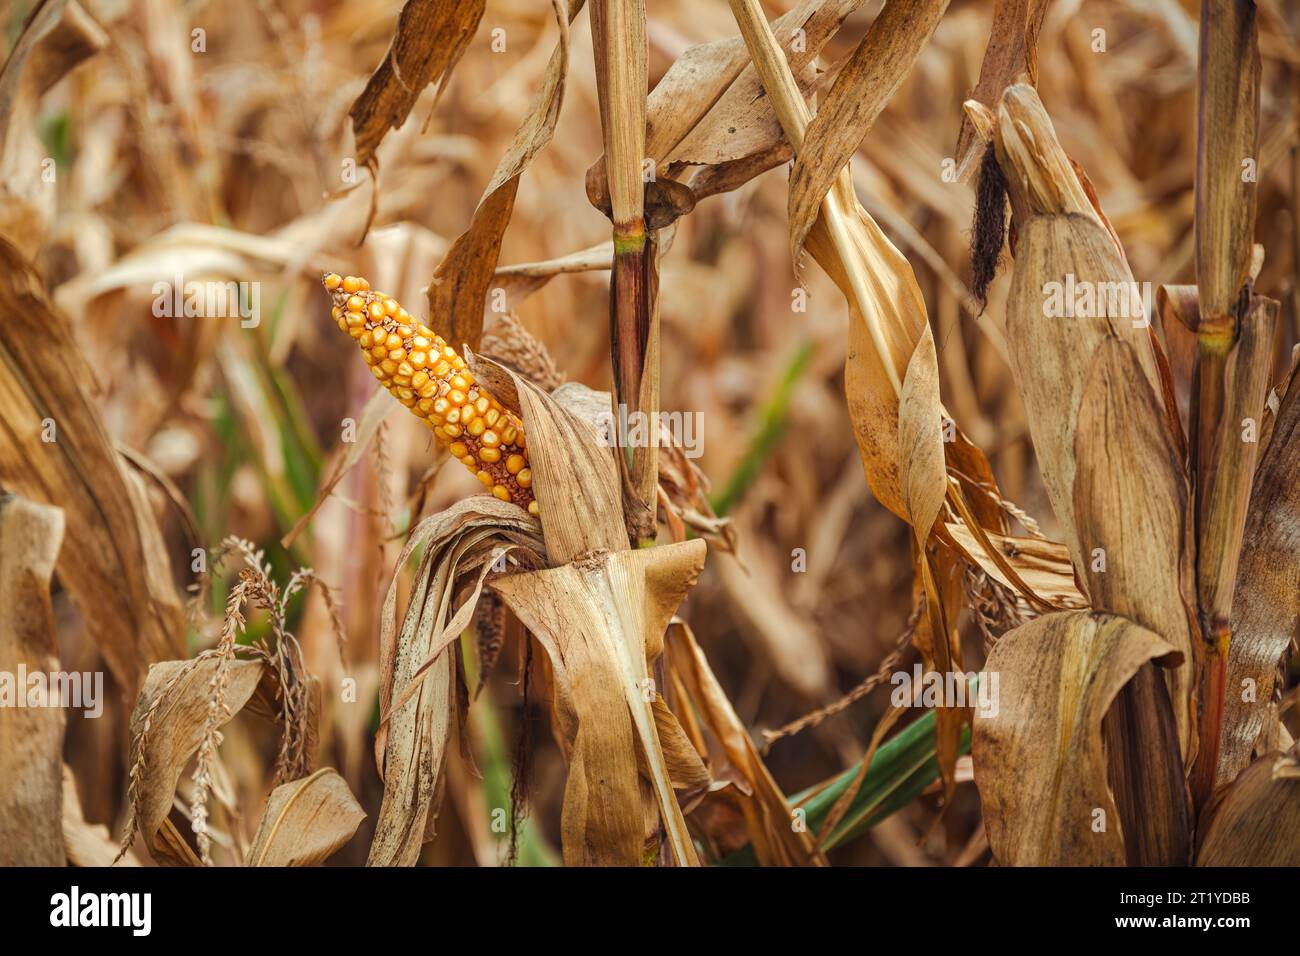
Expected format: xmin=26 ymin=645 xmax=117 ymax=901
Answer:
xmin=973 ymin=611 xmax=1181 ymax=865
xmin=789 ymin=0 xmax=949 ymax=261
xmin=125 ymin=657 xmax=265 ymax=864
xmin=369 ymin=497 xmax=542 ymax=866
xmin=0 ymin=243 xmax=185 ymax=699
xmin=247 ymin=768 xmax=366 ymax=866
xmin=427 ymin=0 xmax=579 ymax=352
xmin=1219 ymin=352 xmax=1300 ymax=785
xmin=943 ymin=522 xmax=1087 ymax=609
xmin=348 ymin=0 xmax=485 ymax=170
xmin=1197 ymin=752 xmax=1300 ymax=866
xmin=0 ymin=494 xmax=66 ymax=866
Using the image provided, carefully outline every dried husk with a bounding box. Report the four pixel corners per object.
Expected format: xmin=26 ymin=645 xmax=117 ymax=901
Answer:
xmin=1197 ymin=751 xmax=1300 ymax=866
xmin=1218 ymin=357 xmax=1300 ymax=785
xmin=973 ymin=611 xmax=1181 ymax=865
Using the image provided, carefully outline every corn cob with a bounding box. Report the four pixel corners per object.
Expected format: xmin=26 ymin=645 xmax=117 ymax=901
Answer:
xmin=323 ymin=273 xmax=537 ymax=515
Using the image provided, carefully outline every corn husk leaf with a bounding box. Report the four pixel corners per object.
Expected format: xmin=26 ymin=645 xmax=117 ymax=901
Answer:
xmin=247 ymin=768 xmax=366 ymax=866
xmin=1197 ymin=751 xmax=1300 ymax=866
xmin=369 ymin=497 xmax=543 ymax=865
xmin=0 ymin=494 xmax=66 ymax=866
xmin=1219 ymin=355 xmax=1300 ymax=784
xmin=973 ymin=611 xmax=1181 ymax=865
xmin=492 ymin=542 xmax=707 ymax=866
xmin=1072 ymin=336 xmax=1197 ymax=750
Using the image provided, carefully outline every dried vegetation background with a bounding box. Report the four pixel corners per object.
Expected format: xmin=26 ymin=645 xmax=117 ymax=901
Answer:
xmin=1 ymin=0 xmax=1298 ymax=866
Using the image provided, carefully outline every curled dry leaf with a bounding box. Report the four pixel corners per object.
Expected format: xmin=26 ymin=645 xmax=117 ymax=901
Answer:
xmin=666 ymin=620 xmax=827 ymax=866
xmin=63 ymin=766 xmax=138 ymax=867
xmin=348 ymin=0 xmax=485 ymax=171
xmin=973 ymin=611 xmax=1181 ymax=865
xmin=247 ymin=768 xmax=366 ymax=866
xmin=0 ymin=495 xmax=66 ymax=866
xmin=1196 ymin=751 xmax=1300 ymax=867
xmin=369 ymin=497 xmax=543 ymax=866
xmin=125 ymin=657 xmax=265 ymax=865
xmin=944 ymin=522 xmax=1087 ymax=610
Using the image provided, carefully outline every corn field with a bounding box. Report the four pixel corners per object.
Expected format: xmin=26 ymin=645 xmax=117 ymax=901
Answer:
xmin=0 ymin=0 xmax=1297 ymax=874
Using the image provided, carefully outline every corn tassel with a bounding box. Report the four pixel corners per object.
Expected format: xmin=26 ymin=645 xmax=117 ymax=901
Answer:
xmin=322 ymin=273 xmax=537 ymax=515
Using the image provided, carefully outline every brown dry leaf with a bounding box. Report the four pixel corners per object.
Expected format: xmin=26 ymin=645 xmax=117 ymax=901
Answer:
xmin=427 ymin=0 xmax=579 ymax=352
xmin=973 ymin=611 xmax=1181 ymax=866
xmin=475 ymin=360 xmax=705 ymax=864
xmin=668 ymin=0 xmax=857 ymax=167
xmin=348 ymin=0 xmax=485 ymax=171
xmin=788 ymin=0 xmax=949 ymax=261
xmin=125 ymin=657 xmax=265 ymax=864
xmin=246 ymin=768 xmax=366 ymax=866
xmin=0 ymin=243 xmax=185 ymax=700
xmin=1197 ymin=751 xmax=1300 ymax=867
xmin=1072 ymin=337 xmax=1196 ymax=751
xmin=952 ymin=0 xmax=1053 ymax=180
xmin=0 ymin=0 xmax=107 ymax=258
xmin=666 ymin=620 xmax=827 ymax=866
xmin=944 ymin=522 xmax=1087 ymax=609
xmin=650 ymin=695 xmax=711 ymax=800
xmin=0 ymin=494 xmax=66 ymax=866
xmin=1219 ymin=351 xmax=1300 ymax=785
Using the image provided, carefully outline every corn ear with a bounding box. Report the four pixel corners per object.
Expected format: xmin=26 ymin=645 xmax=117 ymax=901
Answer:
xmin=322 ymin=273 xmax=537 ymax=515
